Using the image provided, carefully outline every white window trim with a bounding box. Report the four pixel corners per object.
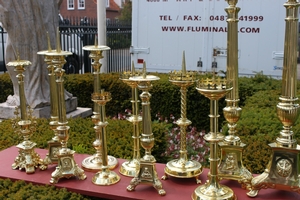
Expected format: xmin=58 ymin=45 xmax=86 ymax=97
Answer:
xmin=106 ymin=0 xmax=110 ymax=8
xmin=78 ymin=0 xmax=85 ymax=10
xmin=67 ymin=0 xmax=75 ymax=10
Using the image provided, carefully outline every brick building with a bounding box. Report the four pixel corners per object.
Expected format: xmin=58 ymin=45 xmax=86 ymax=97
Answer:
xmin=59 ymin=0 xmax=123 ymax=20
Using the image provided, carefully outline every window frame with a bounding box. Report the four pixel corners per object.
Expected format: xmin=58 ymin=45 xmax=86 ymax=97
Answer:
xmin=78 ymin=0 xmax=85 ymax=10
xmin=67 ymin=0 xmax=75 ymax=10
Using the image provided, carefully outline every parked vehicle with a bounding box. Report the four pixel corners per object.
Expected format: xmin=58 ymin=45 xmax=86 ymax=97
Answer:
xmin=131 ymin=0 xmax=287 ymax=78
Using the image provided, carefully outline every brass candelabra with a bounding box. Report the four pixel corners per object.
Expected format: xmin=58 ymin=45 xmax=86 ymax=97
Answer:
xmin=48 ymin=30 xmax=86 ymax=183
xmin=162 ymin=51 xmax=202 ymax=183
xmin=119 ymin=62 xmax=142 ymax=177
xmin=127 ymin=62 xmax=166 ymax=196
xmin=91 ymin=89 xmax=121 ymax=185
xmin=192 ymin=76 xmax=236 ymax=200
xmin=81 ymin=43 xmax=118 ymax=172
xmin=9 ymin=56 xmax=46 ymax=173
xmin=218 ymin=0 xmax=252 ymax=190
xmin=247 ymin=0 xmax=300 ymax=197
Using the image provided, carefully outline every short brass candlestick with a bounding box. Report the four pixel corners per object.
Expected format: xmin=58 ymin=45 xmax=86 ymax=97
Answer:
xmin=37 ymin=34 xmax=60 ymax=166
xmin=81 ymin=43 xmax=118 ymax=172
xmin=247 ymin=0 xmax=300 ymax=197
xmin=92 ymin=89 xmax=120 ymax=185
xmin=218 ymin=0 xmax=252 ymax=190
xmin=48 ymin=30 xmax=86 ymax=183
xmin=127 ymin=62 xmax=166 ymax=196
xmin=162 ymin=51 xmax=202 ymax=183
xmin=9 ymin=57 xmax=45 ymax=173
xmin=192 ymin=77 xmax=236 ymax=200
xmin=119 ymin=62 xmax=142 ymax=177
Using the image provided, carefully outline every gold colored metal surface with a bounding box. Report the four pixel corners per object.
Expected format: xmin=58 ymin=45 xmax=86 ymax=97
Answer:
xmin=82 ymin=42 xmax=118 ymax=171
xmin=8 ymin=57 xmax=46 ymax=173
xmin=162 ymin=51 xmax=202 ymax=183
xmin=247 ymin=0 xmax=300 ymax=197
xmin=127 ymin=62 xmax=166 ymax=196
xmin=119 ymin=62 xmax=142 ymax=177
xmin=192 ymin=77 xmax=235 ymax=200
xmin=218 ymin=0 xmax=252 ymax=190
xmin=91 ymin=90 xmax=120 ymax=185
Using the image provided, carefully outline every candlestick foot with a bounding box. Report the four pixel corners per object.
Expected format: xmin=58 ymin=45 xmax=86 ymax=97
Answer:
xmin=81 ymin=154 xmax=118 ymax=172
xmin=43 ymin=141 xmax=61 ymax=166
xmin=192 ymin=182 xmax=236 ymax=200
xmin=119 ymin=159 xmax=139 ymax=177
xmin=92 ymin=169 xmax=120 ymax=185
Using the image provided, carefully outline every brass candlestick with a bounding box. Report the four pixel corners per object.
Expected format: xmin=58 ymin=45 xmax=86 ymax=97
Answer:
xmin=218 ymin=0 xmax=252 ymax=190
xmin=9 ymin=57 xmax=46 ymax=173
xmin=37 ymin=33 xmax=60 ymax=166
xmin=92 ymin=89 xmax=120 ymax=185
xmin=81 ymin=43 xmax=118 ymax=172
xmin=119 ymin=62 xmax=142 ymax=177
xmin=162 ymin=51 xmax=202 ymax=183
xmin=247 ymin=0 xmax=300 ymax=197
xmin=192 ymin=76 xmax=236 ymax=200
xmin=48 ymin=29 xmax=86 ymax=184
xmin=127 ymin=62 xmax=166 ymax=196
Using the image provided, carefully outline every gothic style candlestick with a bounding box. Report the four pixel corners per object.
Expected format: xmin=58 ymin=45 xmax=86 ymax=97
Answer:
xmin=92 ymin=89 xmax=120 ymax=185
xmin=247 ymin=0 xmax=300 ymax=197
xmin=218 ymin=0 xmax=252 ymax=190
xmin=81 ymin=42 xmax=118 ymax=172
xmin=127 ymin=62 xmax=166 ymax=196
xmin=119 ymin=62 xmax=142 ymax=177
xmin=192 ymin=76 xmax=235 ymax=200
xmin=37 ymin=33 xmax=60 ymax=166
xmin=48 ymin=30 xmax=86 ymax=184
xmin=9 ymin=57 xmax=46 ymax=174
xmin=162 ymin=51 xmax=202 ymax=183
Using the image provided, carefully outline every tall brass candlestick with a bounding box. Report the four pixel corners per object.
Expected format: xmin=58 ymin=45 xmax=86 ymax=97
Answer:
xmin=247 ymin=0 xmax=300 ymax=197
xmin=162 ymin=51 xmax=202 ymax=183
xmin=37 ymin=33 xmax=60 ymax=165
xmin=127 ymin=62 xmax=166 ymax=196
xmin=218 ymin=0 xmax=252 ymax=190
xmin=192 ymin=77 xmax=235 ymax=200
xmin=119 ymin=62 xmax=142 ymax=177
xmin=81 ymin=43 xmax=118 ymax=171
xmin=92 ymin=89 xmax=120 ymax=185
xmin=9 ymin=57 xmax=45 ymax=173
xmin=48 ymin=29 xmax=86 ymax=183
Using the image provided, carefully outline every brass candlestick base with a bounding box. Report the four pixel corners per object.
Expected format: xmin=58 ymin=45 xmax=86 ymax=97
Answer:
xmin=192 ymin=77 xmax=236 ymax=200
xmin=82 ymin=154 xmax=118 ymax=172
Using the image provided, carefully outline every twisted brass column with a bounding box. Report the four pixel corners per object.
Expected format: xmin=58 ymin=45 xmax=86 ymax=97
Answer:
xmin=162 ymin=51 xmax=202 ymax=183
xmin=81 ymin=44 xmax=118 ymax=171
xmin=218 ymin=0 xmax=252 ymax=190
xmin=127 ymin=62 xmax=166 ymax=196
xmin=9 ymin=57 xmax=45 ymax=173
xmin=192 ymin=77 xmax=235 ymax=200
xmin=247 ymin=0 xmax=300 ymax=197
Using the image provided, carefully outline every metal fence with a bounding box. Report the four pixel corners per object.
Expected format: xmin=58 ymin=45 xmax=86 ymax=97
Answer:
xmin=0 ymin=17 xmax=132 ymax=74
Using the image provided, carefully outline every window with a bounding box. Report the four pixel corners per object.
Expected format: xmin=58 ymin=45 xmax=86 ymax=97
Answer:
xmin=67 ymin=0 xmax=74 ymax=10
xmin=106 ymin=0 xmax=110 ymax=7
xmin=78 ymin=0 xmax=85 ymax=10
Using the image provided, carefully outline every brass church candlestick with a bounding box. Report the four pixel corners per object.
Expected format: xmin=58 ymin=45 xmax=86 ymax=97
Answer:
xmin=127 ymin=62 xmax=166 ymax=196
xmin=119 ymin=62 xmax=142 ymax=177
xmin=92 ymin=89 xmax=120 ymax=185
xmin=218 ymin=0 xmax=252 ymax=190
xmin=192 ymin=76 xmax=236 ymax=200
xmin=247 ymin=0 xmax=300 ymax=197
xmin=81 ymin=43 xmax=118 ymax=171
xmin=48 ymin=29 xmax=86 ymax=184
xmin=162 ymin=51 xmax=202 ymax=183
xmin=9 ymin=57 xmax=46 ymax=174
xmin=37 ymin=33 xmax=60 ymax=166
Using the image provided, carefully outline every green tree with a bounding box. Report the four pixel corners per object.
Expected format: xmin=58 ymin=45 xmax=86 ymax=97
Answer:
xmin=119 ymin=0 xmax=132 ymax=22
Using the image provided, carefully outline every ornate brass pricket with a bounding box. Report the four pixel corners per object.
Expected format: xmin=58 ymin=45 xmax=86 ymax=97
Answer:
xmin=162 ymin=52 xmax=202 ymax=183
xmin=119 ymin=62 xmax=142 ymax=177
xmin=218 ymin=0 xmax=252 ymax=190
xmin=192 ymin=76 xmax=236 ymax=200
xmin=9 ymin=57 xmax=46 ymax=173
xmin=37 ymin=33 xmax=60 ymax=165
xmin=91 ymin=89 xmax=120 ymax=185
xmin=48 ymin=30 xmax=86 ymax=184
xmin=127 ymin=63 xmax=166 ymax=195
xmin=247 ymin=0 xmax=300 ymax=197
xmin=81 ymin=42 xmax=118 ymax=171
